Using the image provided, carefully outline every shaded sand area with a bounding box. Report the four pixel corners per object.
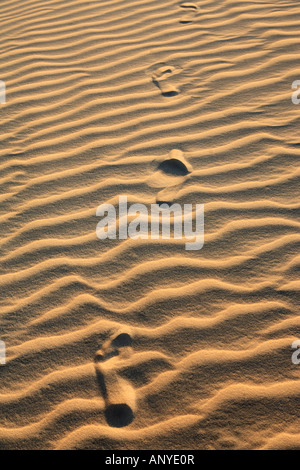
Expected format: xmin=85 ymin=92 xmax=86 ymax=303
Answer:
xmin=0 ymin=0 xmax=300 ymax=450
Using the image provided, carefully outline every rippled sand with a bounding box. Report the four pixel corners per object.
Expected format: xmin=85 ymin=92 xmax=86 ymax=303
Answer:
xmin=0 ymin=0 xmax=299 ymax=450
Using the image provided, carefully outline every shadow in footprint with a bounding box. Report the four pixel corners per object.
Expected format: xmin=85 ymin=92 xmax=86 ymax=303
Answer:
xmin=105 ymin=404 xmax=134 ymax=428
xmin=161 ymin=89 xmax=179 ymax=98
xmin=158 ymin=158 xmax=190 ymax=176
xmin=95 ymin=332 xmax=135 ymax=428
xmin=111 ymin=333 xmax=133 ymax=348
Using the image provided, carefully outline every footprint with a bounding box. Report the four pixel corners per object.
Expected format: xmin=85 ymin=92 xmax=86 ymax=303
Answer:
xmin=179 ymin=2 xmax=199 ymax=23
xmin=151 ymin=65 xmax=181 ymax=97
xmin=94 ymin=332 xmax=136 ymax=428
xmin=147 ymin=149 xmax=193 ymax=205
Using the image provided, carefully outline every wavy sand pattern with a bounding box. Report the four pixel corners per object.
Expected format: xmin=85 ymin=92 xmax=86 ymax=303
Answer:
xmin=0 ymin=0 xmax=300 ymax=450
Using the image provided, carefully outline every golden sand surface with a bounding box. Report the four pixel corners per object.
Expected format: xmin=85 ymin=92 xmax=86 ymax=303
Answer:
xmin=0 ymin=0 xmax=299 ymax=450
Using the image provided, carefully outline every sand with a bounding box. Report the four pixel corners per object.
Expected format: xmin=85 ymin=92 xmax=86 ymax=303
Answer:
xmin=0 ymin=0 xmax=299 ymax=451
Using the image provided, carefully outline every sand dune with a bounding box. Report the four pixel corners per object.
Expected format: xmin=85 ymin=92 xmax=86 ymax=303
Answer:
xmin=0 ymin=0 xmax=299 ymax=450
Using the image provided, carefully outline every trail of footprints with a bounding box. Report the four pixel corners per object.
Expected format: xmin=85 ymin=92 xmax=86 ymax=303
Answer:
xmin=94 ymin=2 xmax=196 ymax=428
xmin=95 ymin=151 xmax=193 ymax=428
xmin=150 ymin=3 xmax=199 ymax=98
